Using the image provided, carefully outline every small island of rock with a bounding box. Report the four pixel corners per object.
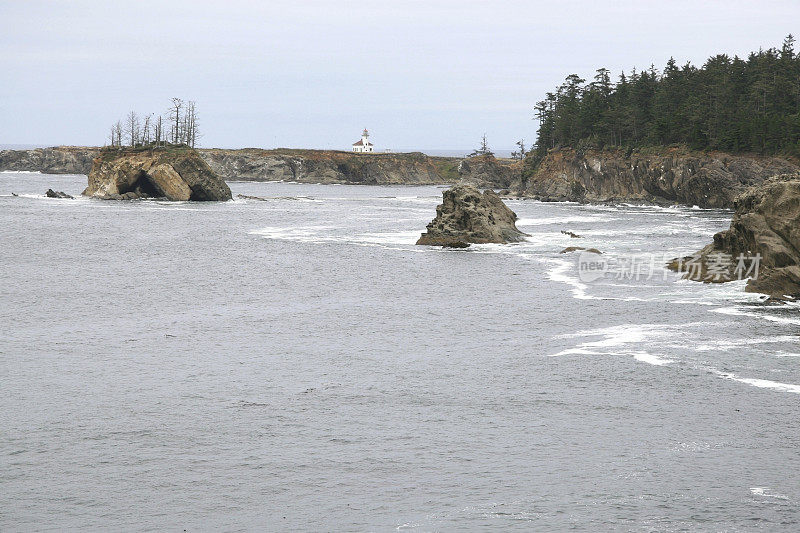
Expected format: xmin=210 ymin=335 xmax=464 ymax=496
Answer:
xmin=83 ymin=147 xmax=232 ymax=201
xmin=416 ymin=184 xmax=528 ymax=246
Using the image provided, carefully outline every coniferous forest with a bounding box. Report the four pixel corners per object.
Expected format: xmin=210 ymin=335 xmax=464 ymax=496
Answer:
xmin=533 ymin=36 xmax=800 ymax=160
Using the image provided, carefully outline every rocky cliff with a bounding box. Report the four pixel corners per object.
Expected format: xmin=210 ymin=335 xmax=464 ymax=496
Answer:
xmin=198 ymin=148 xmax=457 ymax=184
xmin=83 ymin=148 xmax=232 ymax=201
xmin=526 ymin=147 xmax=800 ymax=208
xmin=198 ymin=148 xmax=521 ymax=186
xmin=670 ymin=173 xmax=800 ymax=299
xmin=416 ymin=185 xmax=527 ymax=246
xmin=0 ymin=146 xmax=522 ymax=188
xmin=456 ymin=154 xmax=522 ymax=189
xmin=0 ymin=146 xmax=100 ymax=174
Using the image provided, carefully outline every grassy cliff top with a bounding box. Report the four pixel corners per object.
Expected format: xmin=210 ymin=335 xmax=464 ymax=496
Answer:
xmin=198 ymin=147 xmax=463 ymax=161
xmin=97 ymin=145 xmax=200 ymax=163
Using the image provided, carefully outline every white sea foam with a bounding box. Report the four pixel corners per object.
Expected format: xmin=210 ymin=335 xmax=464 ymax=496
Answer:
xmin=354 ymin=230 xmax=423 ymax=246
xmin=0 ymin=170 xmax=41 ymax=174
xmin=712 ymin=306 xmax=800 ymax=326
xmin=546 ymin=258 xmax=595 ymax=300
xmin=669 ymin=279 xmax=762 ymax=306
xmin=695 ymin=336 xmax=799 ymax=352
xmin=711 ymin=369 xmax=800 ymax=394
xmin=516 ymin=215 xmax=618 ymax=226
xmin=249 ymin=225 xmax=426 ymax=250
xmin=553 ymin=324 xmax=674 ymax=366
xmin=249 ymin=225 xmax=342 ymax=244
xmin=750 ymin=487 xmax=789 ymax=500
xmin=774 ymin=351 xmax=800 ymax=357
xmin=632 ymin=351 xmax=674 ymax=366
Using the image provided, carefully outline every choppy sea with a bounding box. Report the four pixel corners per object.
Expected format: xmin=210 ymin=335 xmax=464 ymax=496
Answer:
xmin=1 ymin=172 xmax=799 ymax=531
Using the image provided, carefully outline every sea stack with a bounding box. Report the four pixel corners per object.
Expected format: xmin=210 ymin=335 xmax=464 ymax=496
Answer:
xmin=83 ymin=147 xmax=232 ymax=201
xmin=670 ymin=173 xmax=800 ymax=299
xmin=416 ymin=184 xmax=528 ymax=246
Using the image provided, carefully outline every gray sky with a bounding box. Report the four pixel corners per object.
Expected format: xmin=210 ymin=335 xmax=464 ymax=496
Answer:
xmin=1 ymin=0 xmax=797 ymax=151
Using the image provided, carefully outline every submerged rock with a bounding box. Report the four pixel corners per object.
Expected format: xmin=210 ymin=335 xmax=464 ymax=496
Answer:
xmin=416 ymin=185 xmax=528 ymax=246
xmin=669 ymin=173 xmax=800 ymax=299
xmin=45 ymin=189 xmax=73 ymax=199
xmin=560 ymin=246 xmax=602 ymax=254
xmin=561 ymin=230 xmax=581 ymax=238
xmin=237 ymin=194 xmax=269 ymax=201
xmin=83 ymin=147 xmax=231 ymax=201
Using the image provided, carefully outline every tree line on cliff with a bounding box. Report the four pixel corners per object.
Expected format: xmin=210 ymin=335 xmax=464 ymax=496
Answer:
xmin=532 ymin=35 xmax=800 ymax=161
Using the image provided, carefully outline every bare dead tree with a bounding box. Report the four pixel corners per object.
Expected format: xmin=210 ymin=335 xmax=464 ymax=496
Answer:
xmin=114 ymin=121 xmax=123 ymax=148
xmin=125 ymin=111 xmax=141 ymax=147
xmin=142 ymin=114 xmax=152 ymax=145
xmin=109 ymin=120 xmax=123 ymax=147
xmin=181 ymin=113 xmax=189 ymax=145
xmin=184 ymin=101 xmax=199 ymax=148
xmin=169 ymin=98 xmax=183 ymax=144
xmin=152 ymin=115 xmax=163 ymax=147
xmin=107 ymin=99 xmax=198 ymax=148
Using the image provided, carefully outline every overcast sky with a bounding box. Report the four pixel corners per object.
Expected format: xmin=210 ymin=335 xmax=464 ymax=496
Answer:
xmin=1 ymin=0 xmax=798 ymax=151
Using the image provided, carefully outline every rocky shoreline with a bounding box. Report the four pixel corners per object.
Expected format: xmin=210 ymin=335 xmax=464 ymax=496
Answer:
xmin=5 ymin=144 xmax=800 ymax=210
xmin=525 ymin=147 xmax=800 ymax=208
xmin=669 ymin=173 xmax=800 ymax=299
xmin=0 ymin=146 xmax=520 ymax=189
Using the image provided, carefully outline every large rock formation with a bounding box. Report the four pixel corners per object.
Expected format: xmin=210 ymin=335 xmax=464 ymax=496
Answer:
xmin=526 ymin=147 xmax=800 ymax=208
xmin=83 ymin=148 xmax=232 ymax=201
xmin=416 ymin=185 xmax=528 ymax=246
xmin=671 ymin=173 xmax=800 ymax=298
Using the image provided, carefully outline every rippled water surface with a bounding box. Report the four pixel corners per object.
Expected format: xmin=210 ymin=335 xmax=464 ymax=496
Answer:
xmin=2 ymin=172 xmax=799 ymax=531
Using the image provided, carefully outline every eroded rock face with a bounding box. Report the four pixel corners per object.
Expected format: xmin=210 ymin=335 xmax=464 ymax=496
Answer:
xmin=83 ymin=148 xmax=231 ymax=201
xmin=671 ymin=173 xmax=800 ymax=298
xmin=457 ymin=155 xmax=522 ymax=189
xmin=0 ymin=147 xmax=100 ymax=174
xmin=199 ymin=149 xmax=452 ymax=185
xmin=199 ymin=148 xmax=523 ymax=188
xmin=416 ymin=185 xmax=528 ymax=246
xmin=526 ymin=147 xmax=800 ymax=208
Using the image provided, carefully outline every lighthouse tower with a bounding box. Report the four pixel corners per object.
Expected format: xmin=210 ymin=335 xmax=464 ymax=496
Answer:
xmin=352 ymin=129 xmax=374 ymax=153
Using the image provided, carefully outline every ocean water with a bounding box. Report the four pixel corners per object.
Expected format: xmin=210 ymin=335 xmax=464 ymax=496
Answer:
xmin=1 ymin=172 xmax=799 ymax=531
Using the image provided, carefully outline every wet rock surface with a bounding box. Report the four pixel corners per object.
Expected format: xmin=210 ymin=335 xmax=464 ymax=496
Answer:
xmin=669 ymin=173 xmax=800 ymax=299
xmin=45 ymin=189 xmax=73 ymax=199
xmin=416 ymin=185 xmax=528 ymax=246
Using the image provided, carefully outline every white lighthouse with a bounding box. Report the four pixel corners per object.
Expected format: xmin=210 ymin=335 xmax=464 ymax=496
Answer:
xmin=351 ymin=129 xmax=374 ymax=153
